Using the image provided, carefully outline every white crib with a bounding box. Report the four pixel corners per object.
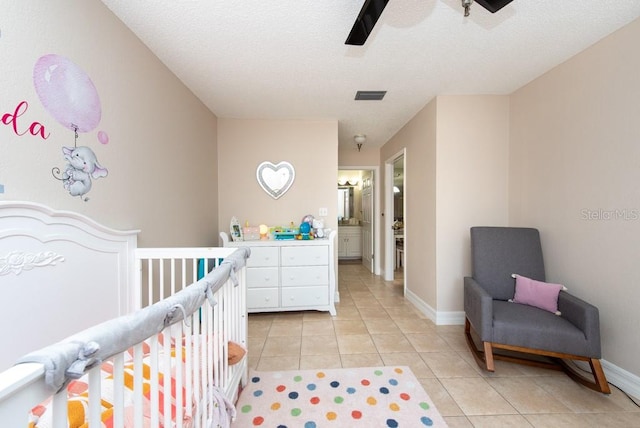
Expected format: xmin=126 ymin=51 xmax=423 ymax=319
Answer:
xmin=0 ymin=202 xmax=248 ymax=427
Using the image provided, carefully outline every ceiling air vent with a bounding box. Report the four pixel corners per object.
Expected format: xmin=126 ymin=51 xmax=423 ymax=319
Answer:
xmin=355 ymin=90 xmax=386 ymax=101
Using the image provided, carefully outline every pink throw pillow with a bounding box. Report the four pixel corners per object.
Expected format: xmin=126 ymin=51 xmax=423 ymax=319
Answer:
xmin=511 ymin=274 xmax=565 ymax=315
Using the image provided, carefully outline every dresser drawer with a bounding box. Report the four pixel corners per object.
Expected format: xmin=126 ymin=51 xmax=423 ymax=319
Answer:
xmin=246 ymin=267 xmax=279 ymax=288
xmin=281 ymin=246 xmax=328 ymax=266
xmin=282 ymin=286 xmax=329 ymax=307
xmin=247 ymin=288 xmax=279 ymax=309
xmin=246 ymin=246 xmax=279 ymax=267
xmin=281 ymin=266 xmax=328 ymax=287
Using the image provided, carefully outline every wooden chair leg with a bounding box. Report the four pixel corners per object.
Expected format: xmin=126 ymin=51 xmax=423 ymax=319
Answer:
xmin=589 ymin=358 xmax=611 ymax=394
xmin=484 ymin=341 xmax=495 ymax=372
xmin=464 ymin=317 xmax=496 ymax=372
xmin=557 ymin=358 xmax=611 ymax=394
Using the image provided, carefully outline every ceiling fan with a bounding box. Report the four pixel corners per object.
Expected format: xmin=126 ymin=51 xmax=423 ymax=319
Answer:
xmin=345 ymin=0 xmax=515 ymax=45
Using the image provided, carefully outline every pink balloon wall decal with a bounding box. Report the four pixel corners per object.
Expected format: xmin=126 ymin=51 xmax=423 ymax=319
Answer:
xmin=97 ymin=130 xmax=109 ymax=145
xmin=33 ymin=54 xmax=101 ymax=133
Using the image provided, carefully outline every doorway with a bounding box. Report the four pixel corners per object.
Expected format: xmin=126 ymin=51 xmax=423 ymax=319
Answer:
xmin=384 ymin=150 xmax=406 ymax=294
xmin=337 ymin=167 xmax=379 ymax=274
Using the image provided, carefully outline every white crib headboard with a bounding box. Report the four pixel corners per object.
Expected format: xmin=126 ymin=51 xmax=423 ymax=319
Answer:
xmin=0 ymin=201 xmax=139 ymax=372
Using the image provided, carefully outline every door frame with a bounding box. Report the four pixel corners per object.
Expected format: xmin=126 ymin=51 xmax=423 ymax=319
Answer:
xmin=384 ymin=149 xmax=406 ymax=286
xmin=337 ymin=165 xmax=381 ymax=275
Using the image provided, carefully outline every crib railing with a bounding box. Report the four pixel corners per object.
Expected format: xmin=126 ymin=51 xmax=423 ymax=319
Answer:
xmin=0 ymin=247 xmax=248 ymax=427
xmin=134 ymin=247 xmax=249 ymax=406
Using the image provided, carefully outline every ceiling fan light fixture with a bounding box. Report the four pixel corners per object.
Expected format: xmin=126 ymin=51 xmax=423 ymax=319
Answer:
xmin=354 ymin=134 xmax=366 ymax=151
xmin=462 ymin=0 xmax=473 ymax=17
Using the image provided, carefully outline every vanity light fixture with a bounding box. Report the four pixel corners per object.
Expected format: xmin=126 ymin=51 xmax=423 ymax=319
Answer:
xmin=338 ymin=179 xmax=359 ymax=187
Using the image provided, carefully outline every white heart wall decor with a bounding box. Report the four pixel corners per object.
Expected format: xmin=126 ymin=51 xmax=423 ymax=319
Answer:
xmin=256 ymin=161 xmax=295 ymax=200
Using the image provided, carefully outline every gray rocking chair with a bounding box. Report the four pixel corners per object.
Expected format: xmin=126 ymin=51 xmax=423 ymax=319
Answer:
xmin=464 ymin=226 xmax=610 ymax=393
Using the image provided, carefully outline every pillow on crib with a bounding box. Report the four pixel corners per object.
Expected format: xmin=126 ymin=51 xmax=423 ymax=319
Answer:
xmin=182 ymin=335 xmax=246 ymax=365
xmin=228 ymin=341 xmax=246 ymax=365
xmin=509 ymin=273 xmax=566 ymax=315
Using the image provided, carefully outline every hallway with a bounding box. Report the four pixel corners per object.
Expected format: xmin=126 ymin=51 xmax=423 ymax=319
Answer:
xmin=246 ymin=263 xmax=640 ymax=427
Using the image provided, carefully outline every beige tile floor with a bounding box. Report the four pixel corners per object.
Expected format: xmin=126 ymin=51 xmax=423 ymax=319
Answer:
xmin=246 ymin=262 xmax=640 ymax=427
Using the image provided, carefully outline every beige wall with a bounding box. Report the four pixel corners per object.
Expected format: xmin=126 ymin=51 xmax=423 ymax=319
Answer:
xmin=382 ymin=99 xmax=438 ymax=308
xmin=436 ymin=96 xmax=510 ymax=311
xmin=1 ymin=1 xmax=218 ymax=247
xmin=217 ymin=119 xmax=338 ymax=237
xmin=510 ymin=18 xmax=640 ymax=376
xmin=339 ymin=147 xmax=380 ymax=166
xmin=380 ymin=96 xmax=509 ymax=317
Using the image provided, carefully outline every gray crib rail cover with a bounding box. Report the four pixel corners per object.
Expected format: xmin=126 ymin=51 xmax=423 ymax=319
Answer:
xmin=16 ymin=247 xmax=250 ymax=393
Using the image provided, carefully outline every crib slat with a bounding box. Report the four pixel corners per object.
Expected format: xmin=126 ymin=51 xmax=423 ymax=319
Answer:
xmin=171 ymin=258 xmax=176 ymax=296
xmin=193 ymin=321 xmax=201 ymax=424
xmin=147 ymin=260 xmax=154 ymax=305
xmin=207 ymin=294 xmax=216 ymax=422
xmin=149 ymin=335 xmax=159 ymax=427
xmin=163 ymin=328 xmax=172 ymax=428
xmin=174 ymin=322 xmax=185 ymax=427
xmin=181 ymin=258 xmax=187 ymax=292
xmin=51 ymin=387 xmax=67 ymax=428
xmin=200 ymin=305 xmax=209 ymax=426
xmin=154 ymin=260 xmax=165 ymax=303
xmin=88 ymin=366 xmax=101 ymax=426
xmin=133 ymin=343 xmax=144 ymax=427
xmin=184 ymin=319 xmax=193 ymax=421
xmin=113 ymin=354 xmax=125 ymax=428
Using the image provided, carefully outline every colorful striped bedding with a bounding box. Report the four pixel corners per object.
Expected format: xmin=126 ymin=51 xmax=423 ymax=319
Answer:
xmin=28 ymin=336 xmax=245 ymax=428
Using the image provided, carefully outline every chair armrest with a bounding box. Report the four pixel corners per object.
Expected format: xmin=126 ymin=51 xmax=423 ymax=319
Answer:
xmin=558 ymin=291 xmax=602 ymax=358
xmin=464 ymin=277 xmax=493 ymax=342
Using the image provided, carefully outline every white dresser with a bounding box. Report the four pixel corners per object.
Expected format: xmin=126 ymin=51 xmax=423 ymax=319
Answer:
xmin=220 ymin=231 xmax=337 ymax=316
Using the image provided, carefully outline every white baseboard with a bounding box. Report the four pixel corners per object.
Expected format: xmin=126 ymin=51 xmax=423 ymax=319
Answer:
xmin=405 ymin=288 xmax=465 ymax=326
xmin=601 ymin=359 xmax=640 ymax=400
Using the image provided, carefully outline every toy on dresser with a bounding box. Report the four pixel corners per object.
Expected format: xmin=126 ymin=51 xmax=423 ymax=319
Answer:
xmin=243 ymin=225 xmax=260 ymax=241
xmin=298 ymin=221 xmax=311 ymax=240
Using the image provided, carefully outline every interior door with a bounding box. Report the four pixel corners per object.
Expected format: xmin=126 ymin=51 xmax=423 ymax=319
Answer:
xmin=361 ymin=170 xmax=374 ymax=272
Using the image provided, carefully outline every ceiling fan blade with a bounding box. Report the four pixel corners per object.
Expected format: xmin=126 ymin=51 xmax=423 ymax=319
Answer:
xmin=345 ymin=0 xmax=390 ymax=46
xmin=474 ymin=0 xmax=514 ymax=13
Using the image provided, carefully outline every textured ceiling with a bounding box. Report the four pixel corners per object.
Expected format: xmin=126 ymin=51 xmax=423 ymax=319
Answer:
xmin=100 ymin=0 xmax=640 ymax=149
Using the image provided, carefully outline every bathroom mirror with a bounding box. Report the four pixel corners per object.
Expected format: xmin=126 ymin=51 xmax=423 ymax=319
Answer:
xmin=337 ymin=186 xmax=354 ymax=220
xmin=256 ymin=161 xmax=295 ymax=199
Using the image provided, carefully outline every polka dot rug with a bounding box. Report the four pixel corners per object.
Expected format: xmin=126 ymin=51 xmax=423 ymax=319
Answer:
xmin=233 ymin=366 xmax=447 ymax=427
